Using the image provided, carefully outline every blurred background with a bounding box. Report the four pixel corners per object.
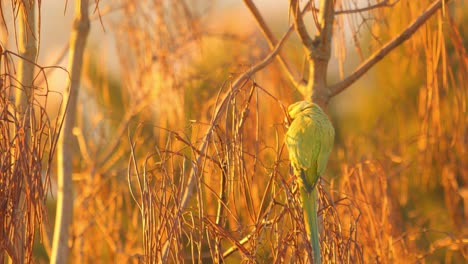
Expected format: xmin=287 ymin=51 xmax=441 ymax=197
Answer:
xmin=1 ymin=0 xmax=467 ymax=263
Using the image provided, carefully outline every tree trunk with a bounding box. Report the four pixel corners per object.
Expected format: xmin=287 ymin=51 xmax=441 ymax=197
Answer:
xmin=51 ymin=0 xmax=90 ymax=263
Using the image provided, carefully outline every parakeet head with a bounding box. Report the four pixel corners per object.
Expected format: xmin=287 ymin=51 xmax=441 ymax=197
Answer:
xmin=288 ymin=100 xmax=314 ymax=120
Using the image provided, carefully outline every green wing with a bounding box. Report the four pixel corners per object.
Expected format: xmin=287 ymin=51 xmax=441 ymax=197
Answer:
xmin=286 ymin=110 xmax=319 ymax=190
xmin=285 ymin=104 xmax=335 ymax=190
xmin=316 ymin=113 xmax=335 ymax=177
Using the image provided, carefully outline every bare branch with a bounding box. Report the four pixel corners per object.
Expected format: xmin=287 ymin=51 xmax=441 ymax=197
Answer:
xmin=335 ymin=0 xmax=399 ymax=15
xmin=293 ymin=0 xmax=335 ymax=106
xmin=289 ymin=0 xmax=334 ymax=59
xmin=317 ymin=0 xmax=335 ymax=55
xmin=161 ymin=25 xmax=291 ymax=261
xmin=290 ymin=0 xmax=314 ymax=49
xmin=328 ymin=0 xmax=452 ymax=99
xmin=51 ymin=0 xmax=90 ymax=263
xmin=243 ymin=0 xmax=306 ymax=88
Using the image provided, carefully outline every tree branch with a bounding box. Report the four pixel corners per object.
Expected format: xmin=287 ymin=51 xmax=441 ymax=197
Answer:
xmin=328 ymin=0 xmax=451 ymax=99
xmin=161 ymin=24 xmax=291 ymax=261
xmin=243 ymin=0 xmax=306 ymax=89
xmin=51 ymin=0 xmax=90 ymax=263
xmin=290 ymin=0 xmax=314 ymax=49
xmin=334 ymin=0 xmax=399 ymax=15
xmin=290 ymin=0 xmax=335 ymax=106
xmin=14 ymin=0 xmax=37 ymax=261
xmin=317 ymin=0 xmax=335 ymax=58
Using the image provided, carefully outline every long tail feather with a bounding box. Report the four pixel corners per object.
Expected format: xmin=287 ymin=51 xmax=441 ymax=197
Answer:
xmin=301 ymin=187 xmax=321 ymax=264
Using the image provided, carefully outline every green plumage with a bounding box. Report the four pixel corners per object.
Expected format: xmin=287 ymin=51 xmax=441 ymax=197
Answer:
xmin=285 ymin=101 xmax=335 ymax=264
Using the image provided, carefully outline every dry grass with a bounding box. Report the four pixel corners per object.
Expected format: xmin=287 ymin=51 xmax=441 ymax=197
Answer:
xmin=0 ymin=0 xmax=467 ymax=263
xmin=0 ymin=47 xmax=62 ymax=262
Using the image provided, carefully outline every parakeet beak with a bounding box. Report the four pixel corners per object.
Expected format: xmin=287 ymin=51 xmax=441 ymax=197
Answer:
xmin=285 ymin=115 xmax=292 ymax=128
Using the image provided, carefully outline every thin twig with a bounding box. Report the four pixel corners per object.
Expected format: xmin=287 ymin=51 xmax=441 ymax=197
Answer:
xmin=214 ymin=161 xmax=227 ymax=261
xmin=290 ymin=0 xmax=314 ymax=49
xmin=335 ymin=0 xmax=399 ymax=15
xmin=161 ymin=23 xmax=291 ymax=261
xmin=328 ymin=0 xmax=451 ymax=99
xmin=243 ymin=0 xmax=308 ymax=90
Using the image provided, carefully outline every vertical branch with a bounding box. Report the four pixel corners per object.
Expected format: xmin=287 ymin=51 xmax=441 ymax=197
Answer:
xmin=214 ymin=162 xmax=227 ymax=262
xmin=290 ymin=0 xmax=335 ymax=107
xmin=290 ymin=0 xmax=313 ymax=48
xmin=311 ymin=0 xmax=334 ymax=104
xmin=309 ymin=0 xmax=334 ymax=107
xmin=13 ymin=0 xmax=37 ymax=262
xmin=317 ymin=0 xmax=335 ymax=55
xmin=16 ymin=0 xmax=37 ymax=114
xmin=51 ymin=0 xmax=90 ymax=263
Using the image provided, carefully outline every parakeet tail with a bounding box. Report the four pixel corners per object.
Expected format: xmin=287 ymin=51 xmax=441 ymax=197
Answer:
xmin=300 ymin=187 xmax=321 ymax=264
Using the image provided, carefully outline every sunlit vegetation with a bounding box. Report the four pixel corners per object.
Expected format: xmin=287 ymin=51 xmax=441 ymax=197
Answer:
xmin=1 ymin=0 xmax=467 ymax=263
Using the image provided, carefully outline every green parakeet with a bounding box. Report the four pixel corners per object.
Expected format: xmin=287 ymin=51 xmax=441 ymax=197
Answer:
xmin=285 ymin=101 xmax=335 ymax=263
